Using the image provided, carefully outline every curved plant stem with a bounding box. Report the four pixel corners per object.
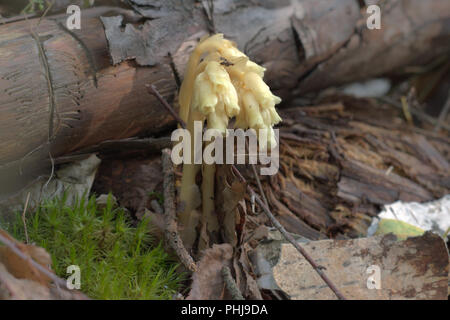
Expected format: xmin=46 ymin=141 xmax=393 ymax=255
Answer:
xmin=178 ymin=49 xmax=201 ymax=123
xmin=178 ymin=35 xmax=225 ymax=123
xmin=178 ymin=111 xmax=204 ymax=250
xmin=161 ymin=149 xmax=197 ymax=272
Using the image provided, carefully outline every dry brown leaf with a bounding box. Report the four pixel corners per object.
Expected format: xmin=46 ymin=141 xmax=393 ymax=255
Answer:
xmin=0 ymin=229 xmax=52 ymax=286
xmin=0 ymin=263 xmax=53 ymax=300
xmin=0 ymin=230 xmax=90 ymax=300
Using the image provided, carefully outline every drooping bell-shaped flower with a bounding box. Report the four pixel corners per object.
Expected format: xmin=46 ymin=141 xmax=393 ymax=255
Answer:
xmin=233 ymin=71 xmax=282 ymax=149
xmin=191 ymin=60 xmax=240 ymax=133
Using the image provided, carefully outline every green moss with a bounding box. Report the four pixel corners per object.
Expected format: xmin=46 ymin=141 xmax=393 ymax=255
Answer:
xmin=4 ymin=194 xmax=183 ymax=300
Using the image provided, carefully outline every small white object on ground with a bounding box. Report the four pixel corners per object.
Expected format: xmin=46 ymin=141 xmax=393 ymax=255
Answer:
xmin=341 ymin=78 xmax=391 ymax=98
xmin=368 ymin=195 xmax=450 ymax=240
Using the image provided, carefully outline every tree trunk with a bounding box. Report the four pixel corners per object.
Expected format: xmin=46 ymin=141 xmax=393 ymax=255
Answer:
xmin=0 ymin=0 xmax=449 ymax=196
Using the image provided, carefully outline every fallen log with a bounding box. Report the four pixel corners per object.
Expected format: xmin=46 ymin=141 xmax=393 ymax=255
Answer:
xmin=1 ymin=0 xmax=450 ymax=196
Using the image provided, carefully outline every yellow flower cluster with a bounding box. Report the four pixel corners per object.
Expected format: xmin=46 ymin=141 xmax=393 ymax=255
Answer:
xmin=183 ymin=34 xmax=282 ymax=149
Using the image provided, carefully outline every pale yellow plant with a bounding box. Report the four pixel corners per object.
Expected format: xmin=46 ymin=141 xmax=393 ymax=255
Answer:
xmin=177 ymin=34 xmax=282 ymax=250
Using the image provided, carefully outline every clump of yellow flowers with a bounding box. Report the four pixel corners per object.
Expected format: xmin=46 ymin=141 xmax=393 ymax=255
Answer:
xmin=177 ymin=34 xmax=282 ymax=250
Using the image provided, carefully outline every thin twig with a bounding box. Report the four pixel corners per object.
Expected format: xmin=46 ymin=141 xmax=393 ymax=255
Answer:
xmin=238 ymin=168 xmax=345 ymax=298
xmin=43 ymin=150 xmax=55 ymax=190
xmin=148 ymin=84 xmax=346 ymax=300
xmin=161 ymin=149 xmax=197 ymax=272
xmin=37 ymin=0 xmax=54 ymax=26
xmin=231 ymin=166 xmax=346 ymax=300
xmin=21 ymin=193 xmax=31 ymax=244
xmin=250 ymin=164 xmax=269 ymax=208
xmin=246 ymin=140 xmax=269 ymax=208
xmin=146 ymin=84 xmax=187 ymax=129
xmin=0 ymin=13 xmax=37 ymax=25
xmin=25 ymin=8 xmax=58 ymax=191
xmin=202 ymin=0 xmax=216 ymax=34
xmin=222 ymin=266 xmax=244 ymax=300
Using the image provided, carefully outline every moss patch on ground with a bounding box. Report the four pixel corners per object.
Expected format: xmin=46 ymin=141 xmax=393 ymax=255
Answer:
xmin=3 ymin=194 xmax=183 ymax=299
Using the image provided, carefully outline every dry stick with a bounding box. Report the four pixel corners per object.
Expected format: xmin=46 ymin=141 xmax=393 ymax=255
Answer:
xmin=21 ymin=192 xmax=31 ymax=244
xmin=25 ymin=8 xmax=59 ymax=191
xmin=146 ymin=84 xmax=187 ymax=129
xmin=250 ymin=164 xmax=269 ymax=207
xmin=37 ymin=0 xmax=54 ymax=27
xmin=221 ymin=266 xmax=244 ymax=300
xmin=245 ymin=140 xmax=269 ymax=208
xmin=161 ymin=148 xmax=197 ymax=272
xmin=202 ymin=0 xmax=216 ymax=34
xmin=247 ymin=148 xmax=282 ymax=301
xmin=0 ymin=13 xmax=37 ymax=25
xmin=149 ymin=84 xmax=346 ymax=300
